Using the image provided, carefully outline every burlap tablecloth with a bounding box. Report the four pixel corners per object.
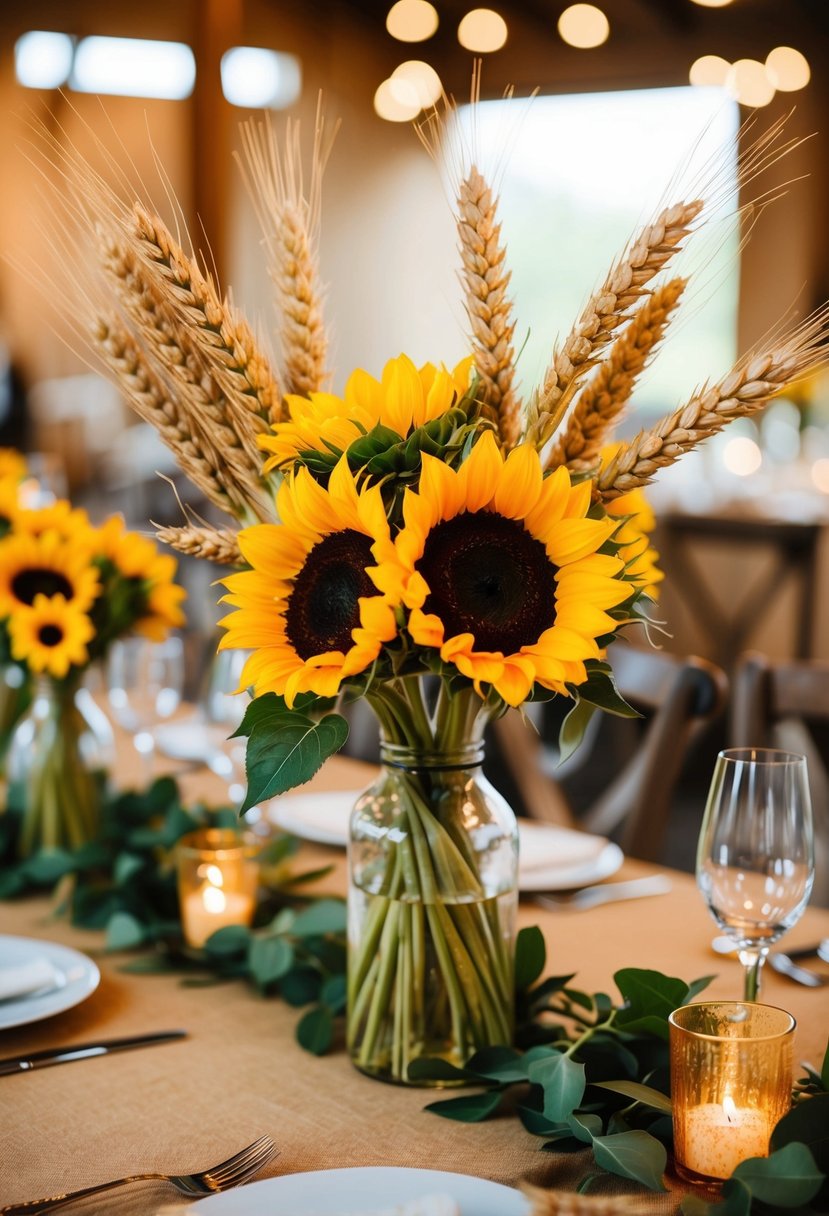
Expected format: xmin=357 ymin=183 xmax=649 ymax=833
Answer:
xmin=1 ymin=750 xmax=828 ymax=1214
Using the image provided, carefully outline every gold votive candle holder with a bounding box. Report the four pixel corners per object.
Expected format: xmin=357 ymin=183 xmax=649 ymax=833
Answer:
xmin=669 ymin=1001 xmax=795 ymax=1188
xmin=176 ymin=829 xmax=259 ymax=948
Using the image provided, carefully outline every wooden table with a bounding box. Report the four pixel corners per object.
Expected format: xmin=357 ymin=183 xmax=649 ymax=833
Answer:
xmin=2 ymin=749 xmax=828 ymax=1213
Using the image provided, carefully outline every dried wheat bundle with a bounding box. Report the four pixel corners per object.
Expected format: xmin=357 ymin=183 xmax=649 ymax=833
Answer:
xmin=237 ymin=101 xmax=337 ymax=399
xmin=521 ymin=1182 xmax=653 ymax=1216
xmin=155 ymin=524 xmax=243 ymax=566
xmin=457 ymin=165 xmax=521 ymax=447
xmin=597 ymin=307 xmax=829 ymax=499
xmin=131 ymin=204 xmax=282 ymax=428
xmin=549 ymin=278 xmax=686 ymax=472
xmin=525 ymin=199 xmax=703 ymax=451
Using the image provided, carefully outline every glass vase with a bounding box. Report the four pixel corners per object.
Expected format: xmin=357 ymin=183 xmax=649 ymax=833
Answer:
xmin=0 ymin=664 xmax=32 ymax=774
xmin=347 ymin=679 xmax=518 ymax=1085
xmin=8 ymin=675 xmax=114 ymax=856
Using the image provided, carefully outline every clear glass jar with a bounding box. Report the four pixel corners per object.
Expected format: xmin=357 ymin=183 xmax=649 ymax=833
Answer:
xmin=8 ymin=675 xmax=114 ymax=856
xmin=347 ymin=735 xmax=518 ymax=1085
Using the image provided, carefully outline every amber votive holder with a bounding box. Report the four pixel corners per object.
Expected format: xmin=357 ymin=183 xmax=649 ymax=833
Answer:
xmin=669 ymin=1001 xmax=795 ymax=1188
xmin=176 ymin=828 xmax=259 ymax=949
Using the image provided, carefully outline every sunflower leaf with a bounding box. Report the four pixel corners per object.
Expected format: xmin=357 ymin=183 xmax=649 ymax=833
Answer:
xmin=242 ymin=711 xmax=349 ymax=809
xmin=569 ymin=664 xmax=640 ymax=720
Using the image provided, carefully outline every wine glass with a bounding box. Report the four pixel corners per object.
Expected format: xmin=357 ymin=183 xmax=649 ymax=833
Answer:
xmin=107 ymin=635 xmax=184 ymax=780
xmin=201 ymin=648 xmax=252 ymax=811
xmin=697 ymin=747 xmax=815 ymax=1001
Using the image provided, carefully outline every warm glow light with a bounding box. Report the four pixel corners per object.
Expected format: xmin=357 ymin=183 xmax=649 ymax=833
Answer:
xmin=457 ymin=9 xmax=508 ymax=53
xmin=689 ymin=55 xmax=731 ymax=87
xmin=391 ymin=60 xmax=442 ymax=108
xmin=765 ymin=46 xmax=810 ymax=92
xmin=727 ymin=59 xmax=775 ymax=107
xmin=221 ymin=47 xmax=301 ymax=108
xmin=204 ymin=864 xmax=224 ymax=887
xmin=386 ymin=0 xmax=439 ymax=42
xmin=689 ymin=0 xmax=734 ymax=7
xmin=811 ymin=459 xmax=829 ymax=494
xmin=70 ymin=36 xmax=195 ymax=99
xmin=374 ymin=77 xmax=421 ymax=122
xmin=202 ymin=885 xmax=227 ymax=914
xmin=15 ymin=31 xmax=74 ymax=89
xmin=723 ymin=436 xmax=762 ymax=476
xmin=557 ymin=4 xmax=610 ymax=50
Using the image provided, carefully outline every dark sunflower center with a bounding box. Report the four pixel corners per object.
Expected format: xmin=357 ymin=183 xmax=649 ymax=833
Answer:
xmin=417 ymin=511 xmax=557 ymax=653
xmin=12 ymin=569 xmax=74 ymax=606
xmin=38 ymin=624 xmax=64 ymax=647
xmin=285 ymin=530 xmax=376 ymax=660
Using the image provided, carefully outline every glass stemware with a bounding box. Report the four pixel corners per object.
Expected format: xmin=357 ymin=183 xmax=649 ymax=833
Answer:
xmin=696 ymin=747 xmax=815 ymax=1001
xmin=107 ymin=636 xmax=184 ymax=779
xmin=200 ymin=648 xmax=252 ymax=810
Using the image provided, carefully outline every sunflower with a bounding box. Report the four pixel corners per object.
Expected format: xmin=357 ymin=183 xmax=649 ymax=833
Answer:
xmin=9 ymin=594 xmax=94 ymax=678
xmin=14 ymin=500 xmax=94 ymax=545
xmin=219 ymin=456 xmax=397 ymax=705
xmin=373 ymin=431 xmax=633 ymax=707
xmin=136 ymin=552 xmax=187 ymax=640
xmin=0 ymin=532 xmax=99 ymax=618
xmin=0 ymin=448 xmax=26 ymax=482
xmin=601 ymin=444 xmax=663 ymax=600
xmin=93 ymin=515 xmax=158 ymax=578
xmin=0 ymin=479 xmax=20 ymax=538
xmin=259 ymin=353 xmax=473 ymax=472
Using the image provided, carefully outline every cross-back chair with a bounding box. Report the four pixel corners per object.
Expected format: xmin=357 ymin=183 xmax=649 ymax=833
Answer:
xmin=491 ymin=644 xmax=728 ymax=863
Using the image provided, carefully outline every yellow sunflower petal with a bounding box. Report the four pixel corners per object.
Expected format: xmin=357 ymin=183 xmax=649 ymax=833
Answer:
xmin=493 ymin=443 xmax=544 ymax=520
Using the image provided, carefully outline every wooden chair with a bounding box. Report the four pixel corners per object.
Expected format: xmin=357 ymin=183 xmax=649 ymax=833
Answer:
xmin=491 ymin=644 xmax=728 ymax=863
xmin=730 ymin=651 xmax=829 ymax=905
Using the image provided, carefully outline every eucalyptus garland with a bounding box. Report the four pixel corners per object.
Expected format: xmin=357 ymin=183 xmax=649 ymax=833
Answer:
xmin=1 ymin=777 xmax=826 ymax=1210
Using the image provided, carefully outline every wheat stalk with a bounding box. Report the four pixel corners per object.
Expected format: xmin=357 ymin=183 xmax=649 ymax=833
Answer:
xmin=458 ymin=165 xmax=521 ymax=447
xmin=155 ymin=524 xmax=242 ymax=565
xmin=92 ymin=315 xmax=256 ymax=519
xmin=237 ymin=106 xmax=335 ymax=398
xmin=521 ymin=1183 xmax=652 ymax=1216
xmin=131 ymin=204 xmax=283 ymax=425
xmin=526 ymin=199 xmax=703 ymax=450
xmin=548 ymin=278 xmax=686 ymax=472
xmin=597 ymin=309 xmax=829 ymax=499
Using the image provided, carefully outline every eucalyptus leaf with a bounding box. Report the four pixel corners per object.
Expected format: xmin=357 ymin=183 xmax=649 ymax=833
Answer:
xmin=685 ymin=974 xmax=716 ymax=1002
xmin=248 ymin=936 xmax=294 ymax=986
xmin=320 ymin=974 xmax=347 ymax=1012
xmin=20 ymin=849 xmax=75 ymax=884
xmin=408 ymin=1058 xmax=481 ymax=1084
xmin=423 ymin=1090 xmax=504 ymax=1122
xmin=202 ymin=924 xmax=250 ymax=958
xmin=592 ymin=1129 xmax=667 ymax=1191
xmin=567 ymin=1112 xmax=601 ymax=1144
xmin=279 ymin=966 xmax=322 ymax=1007
xmin=465 ymin=1046 xmax=527 ymax=1083
xmin=290 ymin=899 xmax=347 ymax=937
xmin=771 ymin=1093 xmax=829 ymax=1185
xmin=591 ymin=1080 xmax=672 ymax=1113
xmin=518 ymin=1106 xmax=567 ymax=1136
xmin=296 ymin=1004 xmax=333 ymax=1055
xmin=528 ymin=1052 xmax=586 ymax=1123
xmin=614 ymin=968 xmax=690 ymax=1040
xmin=242 ymin=712 xmax=349 ymax=809
xmin=732 ymin=1143 xmax=825 ymax=1208
xmin=105 ymin=910 xmax=146 ymax=951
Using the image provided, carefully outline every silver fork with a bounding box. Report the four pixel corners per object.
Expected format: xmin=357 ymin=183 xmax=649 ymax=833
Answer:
xmin=0 ymin=1134 xmax=277 ymax=1214
xmin=531 ymin=873 xmax=672 ymax=911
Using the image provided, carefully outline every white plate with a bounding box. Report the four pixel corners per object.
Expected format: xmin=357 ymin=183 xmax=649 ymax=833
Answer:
xmin=191 ymin=1167 xmax=529 ymax=1215
xmin=0 ymin=936 xmax=100 ymax=1031
xmin=154 ymin=720 xmax=230 ymax=764
xmin=267 ymin=791 xmax=623 ymax=891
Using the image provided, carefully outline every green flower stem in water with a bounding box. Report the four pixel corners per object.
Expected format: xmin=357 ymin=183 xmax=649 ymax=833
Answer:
xmin=347 ymin=679 xmax=517 ymax=1085
xmin=15 ymin=677 xmax=110 ymax=857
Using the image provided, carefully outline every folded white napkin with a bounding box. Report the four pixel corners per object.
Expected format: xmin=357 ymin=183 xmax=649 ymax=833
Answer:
xmin=517 ymin=821 xmax=606 ymax=873
xmin=0 ymin=957 xmax=63 ymax=1002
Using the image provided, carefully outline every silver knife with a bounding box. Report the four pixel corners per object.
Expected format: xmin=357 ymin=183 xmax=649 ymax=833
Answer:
xmin=0 ymin=1029 xmax=187 ymax=1076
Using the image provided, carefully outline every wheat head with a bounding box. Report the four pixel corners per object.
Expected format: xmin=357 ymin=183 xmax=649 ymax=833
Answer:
xmin=155 ymin=524 xmax=242 ymax=566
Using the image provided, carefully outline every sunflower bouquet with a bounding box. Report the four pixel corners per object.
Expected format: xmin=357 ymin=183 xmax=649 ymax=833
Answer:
xmin=0 ymin=491 xmax=185 ymax=855
xmin=35 ymin=103 xmax=828 ymax=1081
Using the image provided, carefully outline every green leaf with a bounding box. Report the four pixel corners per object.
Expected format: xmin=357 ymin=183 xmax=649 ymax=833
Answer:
xmin=558 ymin=698 xmax=597 ymax=766
xmin=105 ymin=911 xmax=146 ymax=951
xmin=231 ymin=692 xmax=288 ymax=738
xmin=113 ymin=851 xmax=145 ymax=885
xmin=685 ymin=974 xmax=716 ymax=1001
xmin=290 ymin=899 xmax=347 ymax=937
xmin=718 ymin=1179 xmax=754 ymax=1216
xmin=518 ymin=1106 xmax=566 ymax=1137
xmin=465 ymin=1046 xmax=526 ymax=1083
xmin=592 ymin=1129 xmax=667 ymax=1191
xmin=528 ymin=1052 xmax=586 ymax=1123
xmin=296 ymin=1004 xmax=333 ymax=1055
xmin=568 ymin=665 xmax=641 ymax=720
xmin=733 ymin=1143 xmax=825 ymax=1208
xmin=320 ymin=974 xmax=346 ymax=1012
xmin=591 ymin=1080 xmax=672 ymax=1113
xmin=567 ymin=1112 xmax=601 ymax=1144
xmin=279 ymin=966 xmax=322 ymax=1007
xmin=423 ymin=1090 xmax=504 ymax=1122
xmin=614 ymin=967 xmax=690 ymax=1040
xmin=515 ymin=925 xmax=546 ymax=990
xmin=242 ymin=711 xmax=349 ymax=809
xmin=408 ymin=1058 xmax=481 ymax=1084
xmin=771 ymin=1092 xmax=829 ymax=1177
xmin=248 ymin=936 xmax=294 ymax=986
xmin=20 ymin=849 xmax=75 ymax=884
xmin=202 ymin=924 xmax=251 ymax=958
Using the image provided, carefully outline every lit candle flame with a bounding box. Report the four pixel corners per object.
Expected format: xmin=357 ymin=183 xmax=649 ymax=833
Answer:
xmin=202 ymin=885 xmax=227 ymax=914
xmin=723 ymin=1094 xmax=737 ymax=1124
